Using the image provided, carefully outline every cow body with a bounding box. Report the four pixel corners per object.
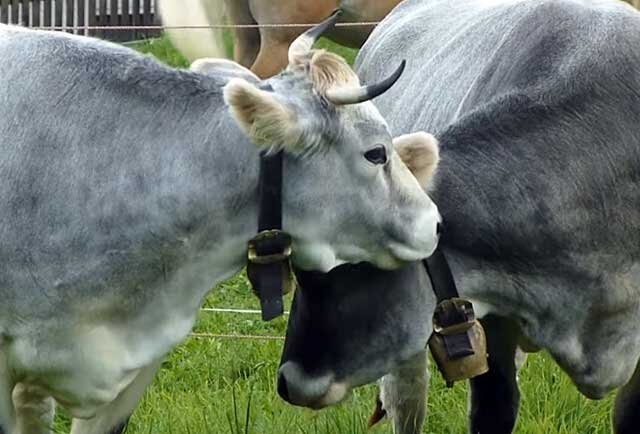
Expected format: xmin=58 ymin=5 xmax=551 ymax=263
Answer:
xmin=359 ymin=0 xmax=640 ymax=398
xmin=0 ymin=26 xmax=258 ymax=419
xmin=280 ymin=1 xmax=640 ymax=432
xmin=0 ymin=22 xmax=441 ymax=433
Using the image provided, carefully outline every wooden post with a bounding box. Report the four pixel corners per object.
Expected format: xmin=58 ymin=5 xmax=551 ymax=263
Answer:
xmin=54 ymin=0 xmax=62 ymax=28
xmin=10 ymin=0 xmax=19 ymax=25
xmin=142 ymin=0 xmax=149 ymax=26
xmin=87 ymin=0 xmax=95 ymax=36
xmin=43 ymin=0 xmax=50 ymax=27
xmin=108 ymin=0 xmax=115 ymax=25
xmin=107 ymin=0 xmax=116 ymax=39
xmin=21 ymin=0 xmax=29 ymax=26
xmin=0 ymin=0 xmax=8 ymax=24
xmin=77 ymin=0 xmax=85 ymax=34
xmin=98 ymin=0 xmax=105 ymax=37
xmin=66 ymin=0 xmax=73 ymax=32
xmin=121 ymin=0 xmax=129 ymax=39
xmin=32 ymin=0 xmax=40 ymax=27
xmin=131 ymin=0 xmax=139 ymax=38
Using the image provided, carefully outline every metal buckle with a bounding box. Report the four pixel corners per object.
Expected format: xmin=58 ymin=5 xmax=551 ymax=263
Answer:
xmin=432 ymin=298 xmax=476 ymax=335
xmin=428 ymin=298 xmax=489 ymax=387
xmin=248 ymin=230 xmax=292 ymax=263
xmin=247 ymin=230 xmax=295 ymax=300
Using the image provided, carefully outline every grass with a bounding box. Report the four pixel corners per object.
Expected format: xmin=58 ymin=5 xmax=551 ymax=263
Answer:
xmin=52 ymin=36 xmax=616 ymax=433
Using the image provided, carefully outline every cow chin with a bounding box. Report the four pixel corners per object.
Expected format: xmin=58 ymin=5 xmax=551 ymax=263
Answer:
xmin=306 ymin=382 xmax=351 ymax=410
xmin=290 ymin=242 xmax=342 ymax=273
xmin=289 ymin=230 xmax=435 ymax=273
xmin=277 ymin=362 xmax=351 ymax=409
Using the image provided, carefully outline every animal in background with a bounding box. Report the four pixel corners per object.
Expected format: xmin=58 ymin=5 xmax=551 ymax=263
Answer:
xmin=158 ymin=0 xmax=405 ymax=77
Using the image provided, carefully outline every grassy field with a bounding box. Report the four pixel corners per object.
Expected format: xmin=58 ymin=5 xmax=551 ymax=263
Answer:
xmin=51 ymin=36 xmax=617 ymax=434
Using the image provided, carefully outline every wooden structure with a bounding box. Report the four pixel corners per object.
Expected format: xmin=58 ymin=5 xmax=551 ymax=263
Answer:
xmin=0 ymin=0 xmax=160 ymax=41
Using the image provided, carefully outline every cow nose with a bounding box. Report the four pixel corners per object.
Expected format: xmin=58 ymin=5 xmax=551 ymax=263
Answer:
xmin=436 ymin=222 xmax=443 ymax=236
xmin=277 ymin=371 xmax=290 ymax=403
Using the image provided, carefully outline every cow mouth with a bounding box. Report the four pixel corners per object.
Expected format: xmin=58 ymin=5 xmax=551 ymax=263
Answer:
xmin=387 ymin=239 xmax=439 ymax=264
xmin=297 ymin=382 xmax=350 ymax=409
xmin=291 ymin=382 xmax=351 ymax=410
xmin=277 ymin=363 xmax=351 ymax=409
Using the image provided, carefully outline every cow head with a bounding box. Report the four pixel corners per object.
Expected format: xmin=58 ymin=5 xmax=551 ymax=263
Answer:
xmin=278 ymin=262 xmax=433 ymax=408
xmin=220 ymin=13 xmax=441 ymax=272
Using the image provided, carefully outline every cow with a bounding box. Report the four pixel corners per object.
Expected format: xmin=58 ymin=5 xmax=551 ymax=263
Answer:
xmin=0 ymin=16 xmax=443 ymax=434
xmin=157 ymin=0 xmax=405 ymax=77
xmin=277 ymin=1 xmax=640 ymax=433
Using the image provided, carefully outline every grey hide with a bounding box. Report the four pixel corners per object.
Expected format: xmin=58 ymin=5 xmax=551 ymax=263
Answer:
xmin=0 ymin=22 xmax=441 ymax=434
xmin=279 ymin=0 xmax=640 ymax=433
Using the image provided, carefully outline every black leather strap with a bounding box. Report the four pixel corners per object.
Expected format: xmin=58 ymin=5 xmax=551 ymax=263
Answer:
xmin=424 ymin=247 xmax=475 ymax=360
xmin=248 ymin=152 xmax=287 ymax=321
xmin=423 ymin=247 xmax=460 ymax=303
xmin=257 ymin=153 xmax=283 ymax=233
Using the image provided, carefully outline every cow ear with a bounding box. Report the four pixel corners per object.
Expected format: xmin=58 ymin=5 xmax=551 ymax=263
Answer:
xmin=224 ymin=78 xmax=302 ymax=151
xmin=393 ymin=132 xmax=439 ymax=187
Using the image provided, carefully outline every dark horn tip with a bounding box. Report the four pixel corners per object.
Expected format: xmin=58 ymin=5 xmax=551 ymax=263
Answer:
xmin=366 ymin=60 xmax=407 ymax=101
xmin=393 ymin=60 xmax=407 ymax=82
xmin=305 ymin=9 xmax=341 ymax=40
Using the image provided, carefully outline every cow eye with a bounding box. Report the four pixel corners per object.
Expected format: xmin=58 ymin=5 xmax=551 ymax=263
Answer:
xmin=364 ymin=146 xmax=388 ymax=165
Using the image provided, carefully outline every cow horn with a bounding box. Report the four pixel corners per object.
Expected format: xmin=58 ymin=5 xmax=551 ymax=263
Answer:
xmin=326 ymin=60 xmax=406 ymax=106
xmin=288 ymin=9 xmax=341 ymax=64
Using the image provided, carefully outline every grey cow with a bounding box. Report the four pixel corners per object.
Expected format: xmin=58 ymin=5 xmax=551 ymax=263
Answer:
xmin=278 ymin=0 xmax=640 ymax=433
xmin=0 ymin=19 xmax=442 ymax=434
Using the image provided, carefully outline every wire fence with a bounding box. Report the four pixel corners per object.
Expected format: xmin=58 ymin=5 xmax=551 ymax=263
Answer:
xmin=187 ymin=307 xmax=287 ymax=342
xmin=0 ymin=0 xmax=379 ymax=41
xmin=26 ymin=22 xmax=380 ymax=31
xmin=0 ymin=0 xmax=161 ymax=40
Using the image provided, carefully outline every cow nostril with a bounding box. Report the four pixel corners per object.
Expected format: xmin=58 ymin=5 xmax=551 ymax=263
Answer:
xmin=436 ymin=222 xmax=443 ymax=236
xmin=277 ymin=373 xmax=290 ymax=402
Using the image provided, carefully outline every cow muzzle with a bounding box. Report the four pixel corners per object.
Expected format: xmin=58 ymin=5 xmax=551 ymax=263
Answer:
xmin=277 ymin=362 xmax=349 ymax=409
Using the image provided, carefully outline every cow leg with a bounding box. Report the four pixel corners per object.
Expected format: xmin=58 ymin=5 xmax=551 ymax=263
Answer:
xmin=11 ymin=384 xmax=54 ymax=434
xmin=234 ymin=28 xmax=261 ymax=70
xmin=379 ymin=350 xmax=429 ymax=434
xmin=469 ymin=315 xmax=520 ymax=434
xmin=0 ymin=352 xmax=16 ymax=434
xmin=250 ymin=38 xmax=290 ymax=79
xmin=613 ymin=358 xmax=640 ymax=434
xmin=69 ymin=360 xmax=162 ymax=434
xmin=225 ymin=0 xmax=260 ymax=67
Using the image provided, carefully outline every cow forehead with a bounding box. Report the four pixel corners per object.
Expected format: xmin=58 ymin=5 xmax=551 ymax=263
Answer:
xmin=346 ymin=103 xmax=390 ymax=135
xmin=266 ymin=65 xmax=390 ymax=133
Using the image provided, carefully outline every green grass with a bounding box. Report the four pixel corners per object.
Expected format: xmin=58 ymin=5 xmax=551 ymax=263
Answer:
xmin=51 ymin=36 xmax=616 ymax=433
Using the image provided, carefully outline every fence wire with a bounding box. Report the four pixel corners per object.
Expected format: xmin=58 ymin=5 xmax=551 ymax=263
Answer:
xmin=188 ymin=308 xmax=287 ymax=341
xmin=27 ymin=21 xmax=379 ymax=31
xmin=190 ymin=332 xmax=285 ymax=341
xmin=201 ymin=308 xmax=289 ymax=315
